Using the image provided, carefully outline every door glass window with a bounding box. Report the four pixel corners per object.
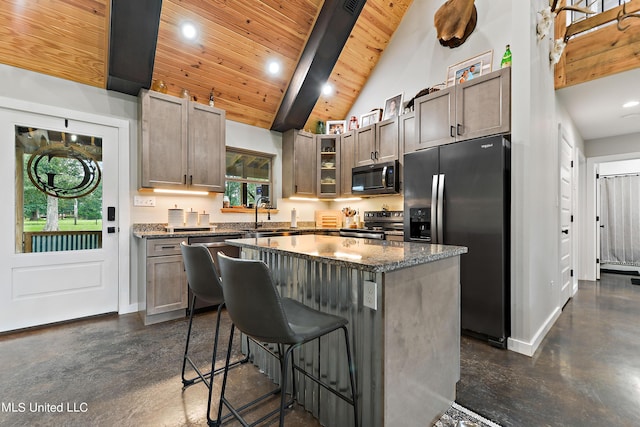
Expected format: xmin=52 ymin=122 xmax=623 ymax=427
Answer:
xmin=15 ymin=126 xmax=103 ymax=253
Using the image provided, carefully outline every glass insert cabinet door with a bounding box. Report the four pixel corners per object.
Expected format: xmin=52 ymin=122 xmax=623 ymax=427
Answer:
xmin=15 ymin=126 xmax=103 ymax=253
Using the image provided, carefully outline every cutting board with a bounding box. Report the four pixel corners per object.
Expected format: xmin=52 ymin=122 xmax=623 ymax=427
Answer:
xmin=315 ymin=210 xmax=342 ymax=229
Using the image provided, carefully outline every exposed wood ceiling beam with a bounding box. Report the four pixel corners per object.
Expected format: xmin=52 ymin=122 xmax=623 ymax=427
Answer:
xmin=107 ymin=0 xmax=163 ymax=95
xmin=270 ymin=0 xmax=367 ymax=132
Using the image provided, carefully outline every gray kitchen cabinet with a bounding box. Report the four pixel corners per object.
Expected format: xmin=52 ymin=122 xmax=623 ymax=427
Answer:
xmin=400 ymin=111 xmax=416 ymax=154
xmin=317 ymin=134 xmax=340 ymax=198
xmin=139 ymin=90 xmax=225 ymax=192
xmin=139 ymin=237 xmax=188 ymax=325
xmin=413 ymin=67 xmax=510 ymax=152
xmin=375 ymin=117 xmax=399 ymax=163
xmin=340 ymin=130 xmax=356 ymax=196
xmin=282 ymin=129 xmax=317 ymax=198
xmin=354 ymin=117 xmax=399 ymax=166
xmin=397 ymin=112 xmax=413 ymax=190
xmin=354 ymin=123 xmax=375 ymax=166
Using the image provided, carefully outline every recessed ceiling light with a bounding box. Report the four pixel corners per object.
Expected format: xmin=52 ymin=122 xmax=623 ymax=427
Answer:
xmin=267 ymin=61 xmax=280 ymax=75
xmin=181 ymin=22 xmax=197 ymax=40
xmin=623 ymin=100 xmax=639 ymax=108
xmin=322 ymin=83 xmax=333 ymax=96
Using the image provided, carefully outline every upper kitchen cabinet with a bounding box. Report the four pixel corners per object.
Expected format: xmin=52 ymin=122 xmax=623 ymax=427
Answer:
xmin=282 ymin=129 xmax=317 ymax=198
xmin=354 ymin=117 xmax=399 ymax=166
xmin=340 ymin=130 xmax=356 ymax=196
xmin=317 ymin=135 xmax=340 ymax=198
xmin=412 ymin=68 xmax=511 ymax=152
xmin=139 ymin=90 xmax=226 ymax=192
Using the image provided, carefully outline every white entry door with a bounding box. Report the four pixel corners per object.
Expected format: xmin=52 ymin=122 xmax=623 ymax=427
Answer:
xmin=559 ymin=126 xmax=574 ymax=307
xmin=0 ymin=108 xmax=119 ymax=332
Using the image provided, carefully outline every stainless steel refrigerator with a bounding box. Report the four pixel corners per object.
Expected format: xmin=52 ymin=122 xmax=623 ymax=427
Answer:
xmin=404 ymin=135 xmax=510 ymax=347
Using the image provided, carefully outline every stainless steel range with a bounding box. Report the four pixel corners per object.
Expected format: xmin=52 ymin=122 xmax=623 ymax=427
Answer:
xmin=339 ymin=210 xmax=404 ymax=240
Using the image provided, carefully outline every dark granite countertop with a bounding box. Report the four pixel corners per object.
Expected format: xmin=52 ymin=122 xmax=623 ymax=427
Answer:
xmin=133 ymin=227 xmax=338 ymax=239
xmin=225 ymin=234 xmax=467 ymax=273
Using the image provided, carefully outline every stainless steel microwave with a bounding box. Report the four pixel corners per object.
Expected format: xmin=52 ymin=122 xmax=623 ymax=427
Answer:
xmin=351 ymin=160 xmax=399 ymax=195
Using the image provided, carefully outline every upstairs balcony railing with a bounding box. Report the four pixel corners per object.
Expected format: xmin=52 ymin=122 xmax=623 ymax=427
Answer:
xmin=553 ymin=0 xmax=640 ymax=88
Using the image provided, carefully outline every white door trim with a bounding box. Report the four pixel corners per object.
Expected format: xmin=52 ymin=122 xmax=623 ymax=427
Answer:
xmin=0 ymin=96 xmax=133 ymax=314
xmin=558 ymin=124 xmax=575 ymax=308
xmin=585 ymin=151 xmax=640 ymax=281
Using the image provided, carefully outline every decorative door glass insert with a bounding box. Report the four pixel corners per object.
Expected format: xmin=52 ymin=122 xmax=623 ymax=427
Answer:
xmin=15 ymin=126 xmax=103 ymax=253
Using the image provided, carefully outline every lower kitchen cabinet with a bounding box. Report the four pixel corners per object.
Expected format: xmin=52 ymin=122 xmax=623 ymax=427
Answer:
xmin=139 ymin=237 xmax=188 ymax=325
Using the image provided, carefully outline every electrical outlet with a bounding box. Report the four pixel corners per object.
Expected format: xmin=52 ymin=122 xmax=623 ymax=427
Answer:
xmin=363 ymin=280 xmax=377 ymax=310
xmin=134 ymin=196 xmax=156 ymax=207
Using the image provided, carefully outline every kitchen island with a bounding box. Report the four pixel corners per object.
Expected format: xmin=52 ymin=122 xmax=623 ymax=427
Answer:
xmin=225 ymin=234 xmax=467 ymax=427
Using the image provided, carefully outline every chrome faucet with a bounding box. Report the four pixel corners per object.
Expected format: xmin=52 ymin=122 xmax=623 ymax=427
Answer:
xmin=255 ymin=196 xmax=270 ymax=229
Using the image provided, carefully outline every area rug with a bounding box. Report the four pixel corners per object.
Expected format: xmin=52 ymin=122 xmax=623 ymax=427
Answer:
xmin=433 ymin=402 xmax=502 ymax=427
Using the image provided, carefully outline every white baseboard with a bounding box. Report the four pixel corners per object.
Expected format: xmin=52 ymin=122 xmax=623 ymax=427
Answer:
xmin=507 ymin=307 xmax=562 ymax=357
xmin=119 ymin=303 xmax=139 ymax=315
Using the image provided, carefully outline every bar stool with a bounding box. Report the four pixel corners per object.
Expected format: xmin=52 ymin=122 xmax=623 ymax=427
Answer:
xmin=216 ymin=252 xmax=359 ymax=427
xmin=179 ymin=242 xmax=249 ymax=426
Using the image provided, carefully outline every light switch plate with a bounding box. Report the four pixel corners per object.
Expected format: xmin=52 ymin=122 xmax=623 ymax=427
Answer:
xmin=363 ymin=280 xmax=377 ymax=310
xmin=134 ymin=196 xmax=156 ymax=207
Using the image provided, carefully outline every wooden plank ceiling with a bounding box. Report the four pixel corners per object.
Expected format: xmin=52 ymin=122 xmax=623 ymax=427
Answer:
xmin=0 ymin=0 xmax=411 ymax=131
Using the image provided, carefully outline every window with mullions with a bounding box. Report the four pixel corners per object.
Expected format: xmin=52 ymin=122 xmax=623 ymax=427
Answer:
xmin=225 ymin=148 xmax=273 ymax=207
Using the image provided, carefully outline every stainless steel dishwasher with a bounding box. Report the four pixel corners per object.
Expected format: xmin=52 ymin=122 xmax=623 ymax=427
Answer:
xmin=187 ymin=234 xmax=242 ymax=313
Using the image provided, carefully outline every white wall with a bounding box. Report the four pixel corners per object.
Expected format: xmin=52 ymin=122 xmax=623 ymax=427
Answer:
xmin=581 ymin=132 xmax=640 ymax=280
xmin=348 ymin=0 xmax=512 ymax=120
xmin=130 ymin=120 xmax=329 ymax=226
xmin=348 ymin=0 xmax=575 ymax=355
xmin=599 ymin=158 xmax=640 ymax=175
xmin=0 ymin=63 xmax=333 ymax=311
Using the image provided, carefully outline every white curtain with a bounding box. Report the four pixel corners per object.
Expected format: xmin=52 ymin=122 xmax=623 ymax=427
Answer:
xmin=600 ymin=174 xmax=640 ymax=266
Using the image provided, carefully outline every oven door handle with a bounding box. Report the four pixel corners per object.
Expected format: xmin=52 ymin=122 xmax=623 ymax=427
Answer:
xmin=191 ymin=242 xmax=229 ymax=248
xmin=339 ymin=230 xmax=385 ymax=239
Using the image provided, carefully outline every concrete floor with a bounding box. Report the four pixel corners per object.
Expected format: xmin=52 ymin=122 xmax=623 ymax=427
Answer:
xmin=457 ymin=273 xmax=640 ymax=427
xmin=0 ymin=272 xmax=637 ymax=426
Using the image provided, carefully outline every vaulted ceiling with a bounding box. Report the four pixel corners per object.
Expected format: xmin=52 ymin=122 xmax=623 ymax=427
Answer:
xmin=0 ymin=0 xmax=412 ymax=131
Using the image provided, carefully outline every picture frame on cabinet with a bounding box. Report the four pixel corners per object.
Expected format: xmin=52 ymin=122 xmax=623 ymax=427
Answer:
xmin=360 ymin=111 xmax=378 ymax=127
xmin=326 ymin=120 xmax=346 ymax=135
xmin=446 ymin=50 xmax=493 ymax=87
xmin=382 ymin=93 xmax=403 ymax=120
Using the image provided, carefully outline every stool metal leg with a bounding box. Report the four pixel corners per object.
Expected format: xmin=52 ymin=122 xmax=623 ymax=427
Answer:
xmin=181 ymin=294 xmax=201 ymax=387
xmin=183 ymin=303 xmax=252 ymax=390
xmin=342 ymin=325 xmax=359 ymax=427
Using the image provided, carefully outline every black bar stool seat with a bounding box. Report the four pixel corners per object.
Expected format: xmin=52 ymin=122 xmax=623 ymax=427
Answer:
xmin=216 ymin=252 xmax=358 ymax=427
xmin=179 ymin=242 xmax=249 ymax=426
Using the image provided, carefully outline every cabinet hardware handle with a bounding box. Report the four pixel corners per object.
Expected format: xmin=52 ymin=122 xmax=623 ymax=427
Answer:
xmin=375 ymin=151 xmax=379 ymax=160
xmin=370 ymin=152 xmax=374 ymax=161
xmin=295 ymin=184 xmax=298 ymax=192
xmin=562 ymin=229 xmax=569 ymax=235
xmin=189 ymin=175 xmax=193 ymax=185
xmin=161 ymin=245 xmax=176 ymax=249
xmin=457 ymin=124 xmax=463 ymax=135
xmin=183 ymin=174 xmax=187 ymax=184
xmin=450 ymin=126 xmax=455 ymax=138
